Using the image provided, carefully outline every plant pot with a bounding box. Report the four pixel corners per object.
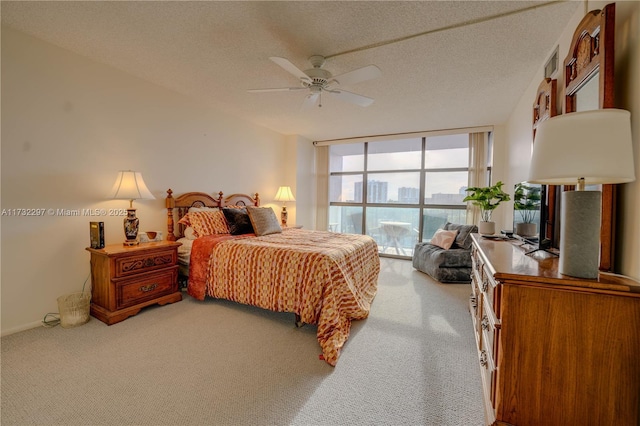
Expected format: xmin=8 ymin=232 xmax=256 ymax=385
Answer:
xmin=515 ymin=222 xmax=537 ymax=237
xmin=478 ymin=221 xmax=495 ymax=235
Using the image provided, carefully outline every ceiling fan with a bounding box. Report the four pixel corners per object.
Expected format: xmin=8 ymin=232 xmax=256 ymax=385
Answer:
xmin=248 ymin=55 xmax=381 ymax=108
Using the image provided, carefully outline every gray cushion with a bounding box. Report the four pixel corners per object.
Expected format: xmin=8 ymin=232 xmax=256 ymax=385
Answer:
xmin=412 ymin=241 xmax=473 ymax=283
xmin=246 ymin=206 xmax=282 ymax=236
xmin=420 ymin=245 xmax=472 ymax=268
xmin=444 ymin=222 xmax=477 ymax=250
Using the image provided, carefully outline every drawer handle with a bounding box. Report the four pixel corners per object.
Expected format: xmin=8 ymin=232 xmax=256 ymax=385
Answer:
xmin=140 ymin=283 xmax=158 ymax=292
xmin=479 ymin=350 xmax=488 ymax=369
xmin=481 ymin=315 xmax=490 ymax=331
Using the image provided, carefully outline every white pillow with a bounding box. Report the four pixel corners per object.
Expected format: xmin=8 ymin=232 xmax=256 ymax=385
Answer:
xmin=430 ymin=228 xmax=459 ymax=250
xmin=188 ymin=206 xmax=219 ymax=213
xmin=184 ymin=227 xmax=198 ymax=240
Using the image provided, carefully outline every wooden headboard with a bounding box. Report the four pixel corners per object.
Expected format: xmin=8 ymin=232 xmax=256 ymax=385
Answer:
xmin=165 ymin=189 xmax=260 ymax=241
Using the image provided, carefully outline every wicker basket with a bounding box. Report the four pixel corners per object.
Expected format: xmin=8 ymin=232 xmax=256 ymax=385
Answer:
xmin=57 ymin=292 xmax=91 ymax=328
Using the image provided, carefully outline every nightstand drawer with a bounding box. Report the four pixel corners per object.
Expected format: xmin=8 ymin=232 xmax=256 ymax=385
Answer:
xmin=116 ymin=268 xmax=178 ymax=309
xmin=114 ymin=249 xmax=177 ymax=278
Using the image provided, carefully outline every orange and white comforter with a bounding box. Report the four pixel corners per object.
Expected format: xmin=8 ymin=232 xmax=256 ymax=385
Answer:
xmin=187 ymin=228 xmax=380 ymax=365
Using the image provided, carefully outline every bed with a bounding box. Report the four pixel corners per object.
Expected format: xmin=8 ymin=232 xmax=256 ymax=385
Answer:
xmin=165 ymin=189 xmax=380 ymax=366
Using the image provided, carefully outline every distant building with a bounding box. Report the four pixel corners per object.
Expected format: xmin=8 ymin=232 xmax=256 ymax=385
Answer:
xmin=398 ymin=187 xmax=420 ymax=203
xmin=355 ymin=180 xmax=388 ymax=203
xmin=426 ymin=192 xmax=466 ymax=204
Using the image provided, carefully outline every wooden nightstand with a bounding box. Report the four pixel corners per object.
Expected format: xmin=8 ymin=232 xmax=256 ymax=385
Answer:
xmin=86 ymin=241 xmax=182 ymax=325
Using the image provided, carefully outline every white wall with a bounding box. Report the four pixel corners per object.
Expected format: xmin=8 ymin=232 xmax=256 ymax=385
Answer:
xmin=1 ymin=27 xmax=289 ymax=334
xmin=503 ymin=1 xmax=640 ymax=279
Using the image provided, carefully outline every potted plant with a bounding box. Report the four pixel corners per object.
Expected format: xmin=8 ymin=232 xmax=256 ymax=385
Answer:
xmin=514 ymin=182 xmax=541 ymax=237
xmin=463 ymin=181 xmax=510 ymax=235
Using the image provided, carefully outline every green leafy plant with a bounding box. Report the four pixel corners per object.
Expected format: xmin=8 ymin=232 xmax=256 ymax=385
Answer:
xmin=463 ymin=181 xmax=511 ymax=222
xmin=514 ymin=183 xmax=542 ymax=223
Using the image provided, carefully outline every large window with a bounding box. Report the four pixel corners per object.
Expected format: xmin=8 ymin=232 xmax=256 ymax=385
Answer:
xmin=328 ymin=133 xmax=485 ymax=258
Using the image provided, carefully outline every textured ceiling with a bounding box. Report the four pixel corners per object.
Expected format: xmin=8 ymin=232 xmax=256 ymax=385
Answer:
xmin=1 ymin=1 xmax=580 ymax=141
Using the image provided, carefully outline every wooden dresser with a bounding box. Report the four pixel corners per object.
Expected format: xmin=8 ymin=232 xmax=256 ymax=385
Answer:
xmin=86 ymin=241 xmax=182 ymax=325
xmin=469 ymin=234 xmax=640 ymax=426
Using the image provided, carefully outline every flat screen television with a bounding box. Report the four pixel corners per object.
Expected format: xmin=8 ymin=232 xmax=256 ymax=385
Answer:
xmin=512 ymin=182 xmax=546 ymax=249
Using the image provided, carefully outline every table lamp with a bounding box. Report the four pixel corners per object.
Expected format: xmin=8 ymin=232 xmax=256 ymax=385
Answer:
xmin=111 ymin=170 xmax=156 ymax=246
xmin=528 ymin=109 xmax=635 ymax=279
xmin=274 ymin=186 xmax=295 ymax=226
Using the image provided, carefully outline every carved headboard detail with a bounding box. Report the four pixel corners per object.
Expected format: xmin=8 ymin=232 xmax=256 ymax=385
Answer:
xmin=532 ymin=77 xmax=557 ymax=141
xmin=165 ymin=189 xmax=259 ymax=241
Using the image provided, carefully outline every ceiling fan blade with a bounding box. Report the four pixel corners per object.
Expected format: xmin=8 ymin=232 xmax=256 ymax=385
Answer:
xmin=328 ymin=89 xmax=374 ymax=107
xmin=247 ymin=87 xmax=306 ymax=93
xmin=302 ymin=93 xmax=320 ymax=109
xmin=330 ymin=65 xmax=381 ymax=87
xmin=269 ymin=57 xmax=311 ymax=83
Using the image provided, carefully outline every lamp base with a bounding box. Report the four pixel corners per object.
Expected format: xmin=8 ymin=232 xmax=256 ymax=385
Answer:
xmin=281 ymin=206 xmax=288 ymax=227
xmin=123 ymin=208 xmax=140 ymax=246
xmin=559 ymin=191 xmax=601 ymax=279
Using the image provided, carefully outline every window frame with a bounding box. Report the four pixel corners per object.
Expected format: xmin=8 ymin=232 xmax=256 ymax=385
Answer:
xmin=329 ymin=135 xmax=480 ymax=258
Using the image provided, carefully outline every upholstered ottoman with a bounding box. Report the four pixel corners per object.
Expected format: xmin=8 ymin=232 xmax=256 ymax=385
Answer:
xmin=412 ymin=223 xmax=477 ymax=283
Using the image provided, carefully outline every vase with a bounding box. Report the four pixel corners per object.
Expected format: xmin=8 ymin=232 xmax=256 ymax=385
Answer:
xmin=123 ymin=209 xmax=140 ymax=246
xmin=478 ymin=221 xmax=495 ymax=235
xmin=515 ymin=222 xmax=537 ymax=237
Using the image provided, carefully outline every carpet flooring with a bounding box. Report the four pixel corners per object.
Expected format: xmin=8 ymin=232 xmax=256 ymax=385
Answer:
xmin=1 ymin=257 xmax=484 ymax=425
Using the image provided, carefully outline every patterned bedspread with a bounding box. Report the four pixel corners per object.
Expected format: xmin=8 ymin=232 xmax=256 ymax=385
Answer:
xmin=187 ymin=228 xmax=380 ymax=365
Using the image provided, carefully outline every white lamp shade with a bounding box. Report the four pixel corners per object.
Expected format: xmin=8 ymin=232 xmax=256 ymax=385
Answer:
xmin=528 ymin=109 xmax=635 ymax=185
xmin=110 ymin=171 xmax=155 ymax=200
xmin=274 ymin=186 xmax=295 ymax=202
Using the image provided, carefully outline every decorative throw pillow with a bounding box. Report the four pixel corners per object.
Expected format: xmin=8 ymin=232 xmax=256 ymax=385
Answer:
xmin=430 ymin=228 xmax=459 ymax=250
xmin=246 ymin=206 xmax=282 ymax=236
xmin=178 ymin=214 xmax=192 ymax=227
xmin=188 ymin=210 xmax=229 ymax=236
xmin=444 ymin=222 xmax=478 ymax=250
xmin=222 ymin=207 xmax=254 ymax=235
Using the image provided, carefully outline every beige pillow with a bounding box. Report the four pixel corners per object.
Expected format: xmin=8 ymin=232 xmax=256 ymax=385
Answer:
xmin=246 ymin=206 xmax=282 ymax=236
xmin=430 ymin=228 xmax=458 ymax=250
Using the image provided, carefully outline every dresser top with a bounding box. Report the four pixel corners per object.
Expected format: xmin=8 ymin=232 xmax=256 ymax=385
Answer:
xmin=471 ymin=234 xmax=640 ymax=295
xmin=86 ymin=240 xmax=182 ymax=256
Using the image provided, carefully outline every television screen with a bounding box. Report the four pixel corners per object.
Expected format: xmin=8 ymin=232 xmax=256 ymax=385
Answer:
xmin=513 ymin=182 xmax=545 ymax=245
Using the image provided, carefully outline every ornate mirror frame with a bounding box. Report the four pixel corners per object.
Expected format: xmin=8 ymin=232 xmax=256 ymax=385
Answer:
xmin=532 ymin=77 xmax=558 ymax=247
xmin=563 ymin=3 xmax=616 ymax=271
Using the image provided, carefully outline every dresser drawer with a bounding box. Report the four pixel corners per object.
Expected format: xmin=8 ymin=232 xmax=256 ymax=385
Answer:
xmin=478 ymin=343 xmax=497 ymax=415
xmin=114 ymin=249 xmax=177 ymax=278
xmin=116 ymin=268 xmax=178 ymax=309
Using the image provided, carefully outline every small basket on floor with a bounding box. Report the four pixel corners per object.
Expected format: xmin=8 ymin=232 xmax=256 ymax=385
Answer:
xmin=57 ymin=292 xmax=91 ymax=328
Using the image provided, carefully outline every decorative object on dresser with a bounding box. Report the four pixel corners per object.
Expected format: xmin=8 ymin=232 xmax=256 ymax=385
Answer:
xmin=528 ymin=109 xmax=635 ymax=279
xmin=110 ymin=170 xmax=155 ymax=246
xmin=469 ymin=233 xmax=640 ymax=426
xmin=86 ymin=241 xmax=182 ymax=325
xmin=274 ymin=185 xmax=295 ymax=226
xmin=89 ymin=221 xmax=105 ymax=249
xmin=462 ymin=181 xmax=510 ymax=235
xmin=512 ymin=182 xmax=541 ymax=238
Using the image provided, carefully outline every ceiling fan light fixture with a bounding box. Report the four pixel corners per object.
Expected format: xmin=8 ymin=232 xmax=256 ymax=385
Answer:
xmin=250 ymin=55 xmax=381 ymax=109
